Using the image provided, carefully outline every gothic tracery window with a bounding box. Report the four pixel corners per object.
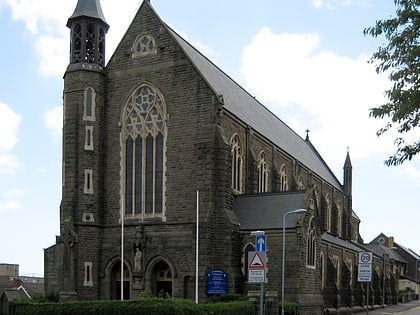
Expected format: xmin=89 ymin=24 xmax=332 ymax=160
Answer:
xmin=307 ymin=218 xmax=316 ymax=267
xmin=297 ymin=175 xmax=305 ymax=190
xmin=133 ymin=34 xmax=157 ymax=57
xmin=122 ymin=84 xmax=166 ymax=218
xmin=279 ymin=164 xmax=288 ymax=192
xmin=257 ymin=151 xmax=268 ymax=193
xmin=231 ymin=135 xmax=243 ymax=193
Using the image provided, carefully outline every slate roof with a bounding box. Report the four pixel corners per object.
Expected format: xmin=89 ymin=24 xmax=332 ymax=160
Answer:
xmin=322 ymin=232 xmax=365 ymax=253
xmin=67 ymin=0 xmax=108 ymax=28
xmin=156 ymin=8 xmax=343 ymax=191
xmin=233 ymin=192 xmax=307 ymax=231
xmin=365 ymin=243 xmax=407 ymax=263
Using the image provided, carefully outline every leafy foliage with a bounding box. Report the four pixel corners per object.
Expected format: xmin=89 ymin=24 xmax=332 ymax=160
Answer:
xmin=11 ymin=298 xmax=255 ymax=315
xmin=364 ymin=0 xmax=420 ymax=165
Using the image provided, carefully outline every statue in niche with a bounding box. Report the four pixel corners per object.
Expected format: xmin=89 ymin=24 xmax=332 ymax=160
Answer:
xmin=132 ymin=226 xmax=145 ymax=273
xmin=134 ymin=246 xmax=142 ymax=272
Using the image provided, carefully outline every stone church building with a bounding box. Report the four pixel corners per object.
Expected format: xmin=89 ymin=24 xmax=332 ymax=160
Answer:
xmin=44 ymin=1 xmax=393 ymax=314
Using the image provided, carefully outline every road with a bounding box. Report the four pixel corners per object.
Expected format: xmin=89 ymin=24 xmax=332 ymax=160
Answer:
xmin=365 ymin=301 xmax=420 ymax=315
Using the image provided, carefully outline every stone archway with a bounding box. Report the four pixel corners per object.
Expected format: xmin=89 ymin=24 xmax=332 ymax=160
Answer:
xmin=151 ymin=260 xmax=173 ymax=297
xmin=110 ymin=261 xmax=130 ymax=300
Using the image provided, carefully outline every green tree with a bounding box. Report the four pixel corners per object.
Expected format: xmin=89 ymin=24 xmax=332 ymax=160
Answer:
xmin=364 ymin=0 xmax=420 ymax=166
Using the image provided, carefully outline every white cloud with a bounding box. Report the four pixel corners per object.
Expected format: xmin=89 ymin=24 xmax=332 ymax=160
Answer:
xmin=312 ymin=0 xmax=369 ymax=9
xmin=0 ymin=188 xmax=23 ymax=212
xmin=4 ymin=0 xmax=140 ymax=78
xmin=44 ymin=106 xmax=63 ymax=139
xmin=241 ymin=27 xmax=392 ymax=170
xmin=0 ymin=102 xmax=20 ymax=173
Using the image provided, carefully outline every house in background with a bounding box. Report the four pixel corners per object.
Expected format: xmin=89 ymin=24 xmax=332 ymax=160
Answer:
xmin=0 ymin=264 xmax=44 ymax=315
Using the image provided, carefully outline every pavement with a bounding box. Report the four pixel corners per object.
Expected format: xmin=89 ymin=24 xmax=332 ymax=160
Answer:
xmin=359 ymin=300 xmax=420 ymax=314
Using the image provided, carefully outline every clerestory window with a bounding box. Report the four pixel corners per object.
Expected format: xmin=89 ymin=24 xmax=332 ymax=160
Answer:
xmin=257 ymin=151 xmax=268 ymax=193
xmin=122 ymin=83 xmax=166 ymax=219
xmin=279 ymin=164 xmax=288 ymax=192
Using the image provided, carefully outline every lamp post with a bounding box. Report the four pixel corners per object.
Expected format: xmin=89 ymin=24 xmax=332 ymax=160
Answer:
xmin=281 ymin=209 xmax=307 ymax=315
xmin=416 ymin=259 xmax=419 ymax=299
xmin=382 ymin=254 xmax=388 ymax=307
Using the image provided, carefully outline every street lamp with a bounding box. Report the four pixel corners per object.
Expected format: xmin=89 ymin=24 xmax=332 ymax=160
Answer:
xmin=416 ymin=259 xmax=419 ymax=299
xmin=281 ymin=208 xmax=307 ymax=315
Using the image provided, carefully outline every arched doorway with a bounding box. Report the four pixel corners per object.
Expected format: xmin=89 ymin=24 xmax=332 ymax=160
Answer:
xmin=110 ymin=261 xmax=130 ymax=300
xmin=151 ymin=260 xmax=172 ymax=297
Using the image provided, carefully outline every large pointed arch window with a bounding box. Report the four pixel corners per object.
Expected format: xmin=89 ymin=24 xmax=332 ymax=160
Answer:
xmin=257 ymin=151 xmax=268 ymax=193
xmin=307 ymin=218 xmax=316 ymax=267
xmin=230 ymin=134 xmax=243 ymax=193
xmin=122 ymin=84 xmax=166 ymax=218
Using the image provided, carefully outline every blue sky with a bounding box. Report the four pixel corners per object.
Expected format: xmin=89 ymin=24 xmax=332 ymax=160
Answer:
xmin=1 ymin=0 xmax=419 ymax=276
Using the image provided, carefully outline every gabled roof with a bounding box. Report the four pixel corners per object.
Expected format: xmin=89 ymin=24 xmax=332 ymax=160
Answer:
xmin=233 ymin=192 xmax=307 ymax=231
xmin=157 ymin=12 xmax=343 ymax=191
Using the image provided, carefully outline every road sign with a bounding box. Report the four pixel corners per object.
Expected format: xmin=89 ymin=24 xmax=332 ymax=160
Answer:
xmin=249 ymin=251 xmax=265 ymax=269
xmin=248 ymin=251 xmax=266 ymax=283
xmin=358 ymin=263 xmax=372 ymax=282
xmin=358 ymin=251 xmax=373 ymax=282
xmin=255 ymin=235 xmax=267 ymax=252
xmin=359 ymin=252 xmax=373 ymax=264
xmin=248 ymin=269 xmax=265 ymax=283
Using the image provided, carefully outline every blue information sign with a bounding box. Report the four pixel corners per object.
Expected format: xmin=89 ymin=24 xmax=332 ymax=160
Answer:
xmin=255 ymin=235 xmax=267 ymax=252
xmin=206 ymin=269 xmax=228 ymax=295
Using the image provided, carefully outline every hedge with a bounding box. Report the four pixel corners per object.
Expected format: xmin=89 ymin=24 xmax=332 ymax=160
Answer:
xmin=12 ymin=298 xmax=255 ymax=315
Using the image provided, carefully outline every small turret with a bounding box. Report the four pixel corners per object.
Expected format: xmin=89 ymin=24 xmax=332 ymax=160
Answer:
xmin=343 ymin=149 xmax=352 ymax=196
xmin=67 ymin=0 xmax=109 ymax=67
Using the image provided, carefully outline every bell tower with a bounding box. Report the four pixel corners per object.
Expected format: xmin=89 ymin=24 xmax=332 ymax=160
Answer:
xmin=59 ymin=0 xmax=109 ymax=300
xmin=67 ymin=0 xmax=109 ymax=66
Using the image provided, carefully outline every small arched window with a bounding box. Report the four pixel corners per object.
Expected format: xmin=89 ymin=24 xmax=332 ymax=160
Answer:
xmin=230 ymin=135 xmax=243 ymax=193
xmin=325 ymin=193 xmax=331 ymax=232
xmin=279 ymin=164 xmax=288 ymax=192
xmin=257 ymin=151 xmax=268 ymax=193
xmin=132 ymin=34 xmax=157 ymax=58
xmin=83 ymin=86 xmax=96 ymax=121
xmin=336 ymin=200 xmax=342 ymax=236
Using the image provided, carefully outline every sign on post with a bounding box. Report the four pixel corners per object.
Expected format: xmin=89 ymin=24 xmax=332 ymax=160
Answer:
xmin=358 ymin=252 xmax=373 ymax=282
xmin=248 ymin=251 xmax=266 ymax=283
xmin=255 ymin=235 xmax=267 ymax=252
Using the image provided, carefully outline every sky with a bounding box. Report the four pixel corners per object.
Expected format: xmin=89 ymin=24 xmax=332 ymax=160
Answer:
xmin=0 ymin=0 xmax=419 ymax=277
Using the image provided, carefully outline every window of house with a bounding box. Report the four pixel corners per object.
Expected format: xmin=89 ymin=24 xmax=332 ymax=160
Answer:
xmin=257 ymin=151 xmax=268 ymax=193
xmin=230 ymin=135 xmax=243 ymax=193
xmin=122 ymin=84 xmax=166 ymax=218
xmin=132 ymin=34 xmax=157 ymax=58
xmin=307 ymin=218 xmax=316 ymax=267
xmin=84 ymin=169 xmax=93 ymax=194
xmin=84 ymin=126 xmax=94 ymax=150
xmin=83 ymin=86 xmax=96 ymax=121
xmin=280 ymin=164 xmax=288 ymax=192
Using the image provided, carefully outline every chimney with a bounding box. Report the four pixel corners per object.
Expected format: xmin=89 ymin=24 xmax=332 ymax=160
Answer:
xmin=388 ymin=236 xmax=394 ymax=248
